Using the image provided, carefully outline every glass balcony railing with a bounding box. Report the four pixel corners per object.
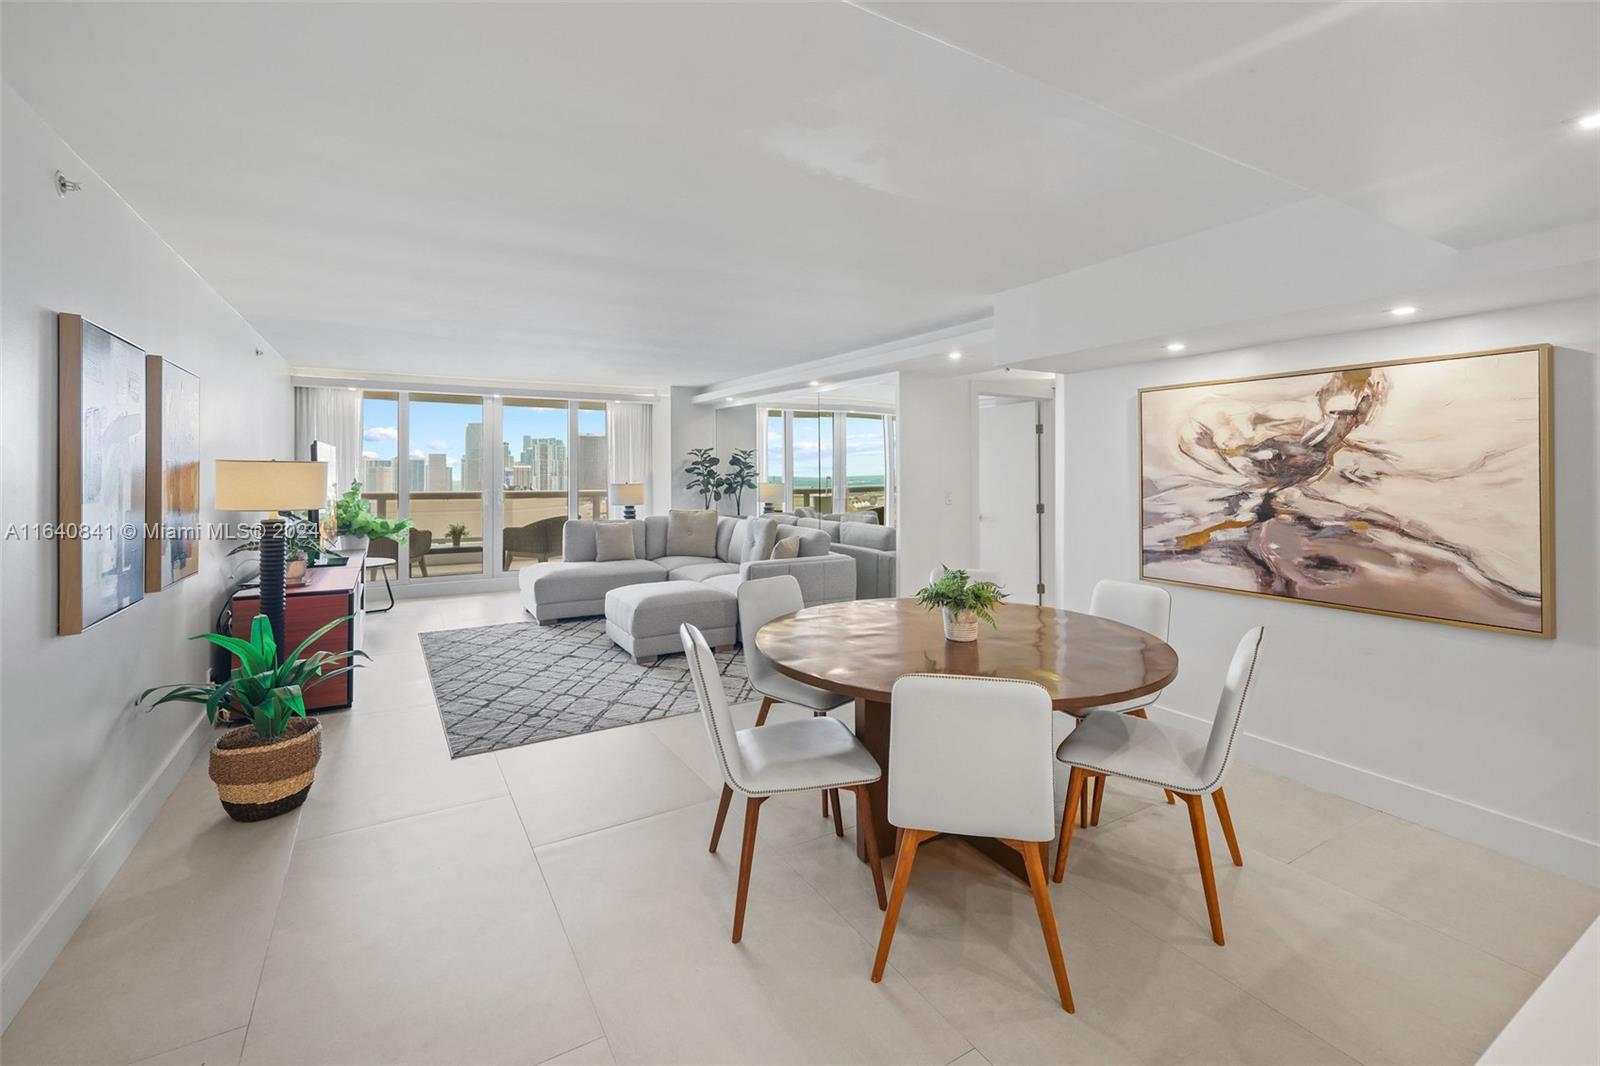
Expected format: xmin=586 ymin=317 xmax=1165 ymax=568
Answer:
xmin=359 ymin=490 xmax=609 ymax=576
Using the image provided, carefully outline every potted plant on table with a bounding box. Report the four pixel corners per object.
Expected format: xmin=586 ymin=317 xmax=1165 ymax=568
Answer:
xmin=333 ymin=479 xmax=415 ymax=551
xmin=916 ymin=566 xmax=1006 ymax=642
xmin=229 ymin=512 xmax=342 ymax=584
xmin=447 ymin=523 xmax=469 ymax=548
xmin=138 ymin=614 xmax=366 ymax=821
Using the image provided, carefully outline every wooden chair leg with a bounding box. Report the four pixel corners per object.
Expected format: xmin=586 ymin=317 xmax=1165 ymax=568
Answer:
xmin=1164 ymin=790 xmax=1177 ymax=805
xmin=872 ymin=829 xmax=924 ymax=981
xmin=732 ymin=797 xmax=765 ymax=944
xmin=1079 ymin=776 xmax=1092 ymax=828
xmin=1020 ymin=840 xmax=1075 ymax=1013
xmin=1053 ymin=767 xmax=1086 ymax=882
xmin=754 ymin=696 xmax=775 ymax=727
xmin=1212 ymin=788 xmax=1243 ymax=867
xmin=709 ymin=784 xmax=733 ymax=853
xmin=1182 ymin=794 xmax=1225 ymax=945
xmin=1090 ymin=774 xmax=1106 ymax=827
xmin=854 ymin=785 xmax=887 ymax=910
xmin=829 ymin=788 xmax=845 ymax=836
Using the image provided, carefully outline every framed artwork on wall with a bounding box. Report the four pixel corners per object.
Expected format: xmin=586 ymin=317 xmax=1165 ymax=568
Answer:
xmin=58 ymin=313 xmax=147 ymax=634
xmin=1138 ymin=344 xmax=1553 ymax=638
xmin=145 ymin=354 xmax=201 ymax=591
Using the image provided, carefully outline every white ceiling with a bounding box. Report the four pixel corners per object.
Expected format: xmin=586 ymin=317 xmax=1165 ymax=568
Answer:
xmin=5 ymin=2 xmax=1597 ymax=388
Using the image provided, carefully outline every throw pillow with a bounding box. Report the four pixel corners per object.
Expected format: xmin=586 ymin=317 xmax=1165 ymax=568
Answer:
xmin=769 ymin=535 xmax=801 ymax=560
xmin=593 ymin=521 xmax=636 ymax=562
xmin=666 ymin=508 xmax=718 ymax=558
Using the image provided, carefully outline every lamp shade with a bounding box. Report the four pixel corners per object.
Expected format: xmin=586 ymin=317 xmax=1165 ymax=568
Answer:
xmin=611 ymin=482 xmax=645 ymax=506
xmin=759 ymin=482 xmax=784 ymax=503
xmin=216 ymin=460 xmax=329 ymax=512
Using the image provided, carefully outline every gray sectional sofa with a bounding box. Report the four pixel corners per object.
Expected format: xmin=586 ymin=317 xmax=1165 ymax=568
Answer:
xmin=518 ymin=514 xmax=856 ymax=625
xmin=769 ymin=514 xmax=897 ymax=599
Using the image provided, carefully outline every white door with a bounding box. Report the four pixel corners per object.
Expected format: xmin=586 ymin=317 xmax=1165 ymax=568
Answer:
xmin=977 ymin=400 xmax=1041 ymax=602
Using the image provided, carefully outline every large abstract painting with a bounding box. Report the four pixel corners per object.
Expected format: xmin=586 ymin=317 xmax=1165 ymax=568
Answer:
xmin=58 ymin=314 xmax=146 ymax=634
xmin=145 ymin=355 xmax=201 ymax=591
xmin=1139 ymin=346 xmax=1552 ymax=637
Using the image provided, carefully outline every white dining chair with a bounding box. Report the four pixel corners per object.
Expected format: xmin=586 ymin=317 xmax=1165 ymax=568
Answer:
xmin=739 ymin=575 xmax=854 ymax=820
xmin=871 ymin=674 xmax=1074 ymax=1013
xmin=679 ymin=623 xmax=886 ymax=944
xmin=1053 ymin=627 xmax=1265 ymax=946
xmin=1071 ymin=580 xmax=1175 ymax=825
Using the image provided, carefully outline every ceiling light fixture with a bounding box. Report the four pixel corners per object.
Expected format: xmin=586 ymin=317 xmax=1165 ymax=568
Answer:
xmin=1164 ymin=342 xmax=1186 ymax=353
xmin=808 ymin=380 xmax=820 ymax=387
xmin=1577 ymin=112 xmax=1600 ymax=131
xmin=948 ymin=350 xmax=962 ymax=360
xmin=1389 ymin=305 xmax=1418 ymax=317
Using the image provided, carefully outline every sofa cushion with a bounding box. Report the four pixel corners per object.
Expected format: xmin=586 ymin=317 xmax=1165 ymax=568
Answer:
xmin=593 ymin=521 xmax=636 ymax=561
xmin=772 ymin=524 xmax=831 ymax=557
xmin=605 ymin=581 xmax=738 ymax=639
xmin=653 ymin=555 xmax=714 ymax=574
xmin=669 ymin=561 xmax=740 ymax=583
xmin=562 ymin=519 xmax=645 ymax=562
xmin=642 ymin=514 xmax=670 ymax=559
xmin=521 ymin=559 xmax=666 ymax=606
xmin=839 ymin=522 xmax=896 ymax=551
xmin=745 ymin=517 xmax=778 ymax=562
xmin=715 ymin=516 xmax=747 ymax=563
xmin=666 ymin=509 xmax=717 ymax=557
xmin=770 ymin=535 xmax=801 ymax=560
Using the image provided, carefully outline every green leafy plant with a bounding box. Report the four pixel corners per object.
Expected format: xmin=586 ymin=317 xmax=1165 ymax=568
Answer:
xmin=228 ymin=512 xmax=342 ymax=565
xmin=447 ymin=522 xmax=469 ymax=546
xmin=684 ymin=448 xmax=722 ymax=509
xmin=915 ymin=566 xmax=1007 ymax=627
xmin=334 ymin=479 xmax=414 ymax=541
xmin=139 ymin=614 xmax=367 ymax=740
xmin=719 ymin=449 xmax=758 ymax=513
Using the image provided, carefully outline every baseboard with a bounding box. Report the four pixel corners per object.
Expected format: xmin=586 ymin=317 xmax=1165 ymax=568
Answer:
xmin=1147 ymin=703 xmax=1600 ymax=887
xmin=1 ymin=714 xmax=210 ymax=1030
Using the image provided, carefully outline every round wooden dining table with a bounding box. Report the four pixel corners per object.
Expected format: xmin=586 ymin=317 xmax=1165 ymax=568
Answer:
xmin=755 ymin=598 xmax=1179 ymax=878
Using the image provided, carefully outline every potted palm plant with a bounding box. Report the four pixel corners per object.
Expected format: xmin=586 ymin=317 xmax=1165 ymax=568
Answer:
xmin=139 ymin=614 xmax=366 ymax=821
xmin=915 ymin=566 xmax=1006 ymax=642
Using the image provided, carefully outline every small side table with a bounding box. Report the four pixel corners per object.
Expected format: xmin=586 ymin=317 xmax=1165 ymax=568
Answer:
xmin=363 ymin=556 xmax=397 ymax=613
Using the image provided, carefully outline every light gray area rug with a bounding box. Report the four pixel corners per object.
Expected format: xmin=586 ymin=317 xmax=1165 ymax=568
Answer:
xmin=418 ymin=617 xmax=754 ymax=757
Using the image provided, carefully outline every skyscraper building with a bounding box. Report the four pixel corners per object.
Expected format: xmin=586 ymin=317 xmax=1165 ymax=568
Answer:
xmin=425 ymin=453 xmax=450 ymax=492
xmin=462 ymin=422 xmax=483 ymax=492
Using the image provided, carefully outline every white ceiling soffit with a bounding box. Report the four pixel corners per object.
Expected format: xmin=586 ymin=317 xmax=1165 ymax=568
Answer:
xmin=863 ymin=1 xmax=1600 ymax=249
xmin=1 ymin=2 xmax=1310 ymax=387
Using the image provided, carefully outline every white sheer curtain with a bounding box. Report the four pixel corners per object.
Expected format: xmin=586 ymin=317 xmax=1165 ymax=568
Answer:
xmin=606 ymin=401 xmax=651 ymax=484
xmin=293 ymin=386 xmax=362 ymax=496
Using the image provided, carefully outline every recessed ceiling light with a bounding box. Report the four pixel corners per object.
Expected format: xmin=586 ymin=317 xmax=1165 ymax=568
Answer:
xmin=808 ymin=380 xmax=820 ymax=387
xmin=1577 ymin=112 xmax=1600 ymax=131
xmin=1389 ymin=305 xmax=1418 ymax=317
xmin=948 ymin=350 xmax=962 ymax=360
xmin=1164 ymin=342 xmax=1186 ymax=353
xmin=346 ymin=386 xmax=357 ymax=392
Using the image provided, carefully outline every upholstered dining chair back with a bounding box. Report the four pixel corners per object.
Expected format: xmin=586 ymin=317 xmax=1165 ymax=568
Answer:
xmin=737 ymin=576 xmax=803 ymax=693
xmin=887 ymin=675 xmax=1056 ymax=842
xmin=679 ymin=623 xmax=749 ymax=793
xmin=1089 ymin=579 xmax=1171 ymax=641
xmin=926 ymin=565 xmax=1005 ymax=588
xmin=1197 ymin=627 xmax=1265 ymax=791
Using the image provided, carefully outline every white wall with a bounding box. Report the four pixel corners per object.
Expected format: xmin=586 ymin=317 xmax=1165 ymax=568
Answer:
xmin=894 ymin=371 xmax=977 ymax=595
xmin=1053 ymin=297 xmax=1599 ymax=883
xmin=665 ymin=386 xmax=716 ymax=511
xmin=0 ymin=88 xmax=294 ymax=1024
xmin=713 ymin=404 xmax=758 ymax=516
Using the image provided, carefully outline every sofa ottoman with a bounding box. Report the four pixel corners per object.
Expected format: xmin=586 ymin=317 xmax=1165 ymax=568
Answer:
xmin=605 ymin=582 xmax=738 ymax=664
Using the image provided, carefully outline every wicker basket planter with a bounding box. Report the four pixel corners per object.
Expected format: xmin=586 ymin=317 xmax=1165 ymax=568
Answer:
xmin=942 ymin=608 xmax=980 ymax=642
xmin=209 ymin=717 xmax=322 ymax=822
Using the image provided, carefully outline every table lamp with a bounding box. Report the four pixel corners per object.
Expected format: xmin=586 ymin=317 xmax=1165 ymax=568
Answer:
xmin=216 ymin=460 xmax=328 ymax=657
xmin=759 ymin=482 xmax=784 ymax=514
xmin=611 ymin=482 xmax=644 ymax=520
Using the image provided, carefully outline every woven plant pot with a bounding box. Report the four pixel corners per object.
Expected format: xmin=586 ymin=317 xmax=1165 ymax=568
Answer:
xmin=942 ymin=608 xmax=980 ymax=642
xmin=209 ymin=717 xmax=322 ymax=822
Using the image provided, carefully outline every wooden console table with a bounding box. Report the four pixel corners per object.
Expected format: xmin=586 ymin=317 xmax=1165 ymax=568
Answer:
xmin=231 ymin=555 xmax=366 ymax=711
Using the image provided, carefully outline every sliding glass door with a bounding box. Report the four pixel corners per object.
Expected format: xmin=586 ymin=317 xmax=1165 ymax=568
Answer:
xmin=501 ymin=398 xmax=569 ymax=572
xmin=762 ymin=407 xmax=894 ymax=522
xmin=844 ymin=413 xmax=887 ymax=521
xmin=406 ymin=393 xmax=487 ymax=578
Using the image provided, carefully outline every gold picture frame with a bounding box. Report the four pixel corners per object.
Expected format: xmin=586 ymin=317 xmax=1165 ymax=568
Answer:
xmin=1138 ymin=344 xmax=1554 ymax=638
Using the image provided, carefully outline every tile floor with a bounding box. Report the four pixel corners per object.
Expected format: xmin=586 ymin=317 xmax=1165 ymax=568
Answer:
xmin=4 ymin=590 xmax=1596 ymax=1066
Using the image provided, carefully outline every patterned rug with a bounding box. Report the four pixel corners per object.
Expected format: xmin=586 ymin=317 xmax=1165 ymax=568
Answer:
xmin=418 ymin=617 xmax=755 ymax=757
